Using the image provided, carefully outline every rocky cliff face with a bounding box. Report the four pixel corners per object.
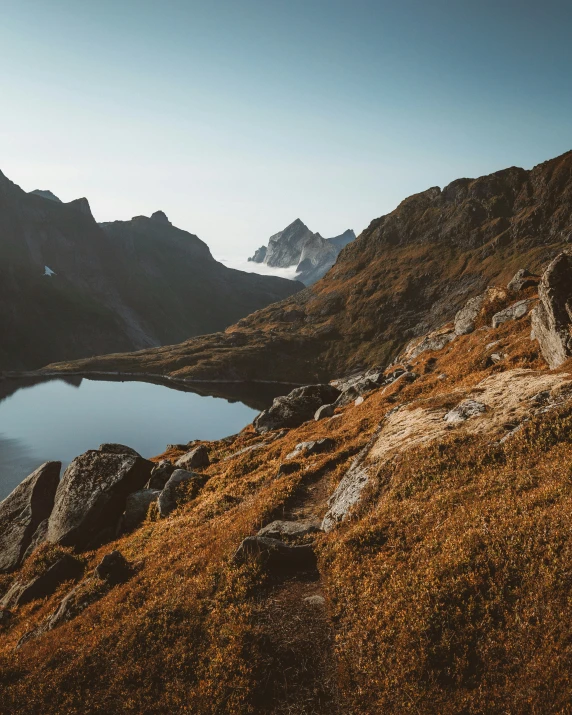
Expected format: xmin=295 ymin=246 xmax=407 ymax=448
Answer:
xmin=56 ymin=150 xmax=572 ymax=384
xmin=248 ymin=219 xmax=356 ymax=285
xmin=0 ymin=171 xmax=302 ymax=370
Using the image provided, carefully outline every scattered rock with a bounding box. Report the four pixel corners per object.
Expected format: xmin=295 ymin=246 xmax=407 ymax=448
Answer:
xmin=444 ymin=400 xmax=487 ymax=424
xmin=402 ymin=328 xmax=456 ymax=360
xmin=253 ymin=384 xmax=341 ymax=433
xmin=146 ymin=460 xmax=175 ymax=489
xmin=94 ymin=550 xmax=131 ymax=585
xmin=507 ymin=268 xmax=539 ymax=292
xmin=224 ymin=442 xmax=268 ymax=461
xmin=454 ymin=287 xmax=506 ymax=335
xmin=1 ymin=554 xmax=83 ymax=608
xmin=0 ymin=462 xmax=61 ymax=573
xmin=175 ymin=445 xmax=210 ymax=470
xmin=277 ymin=461 xmax=301 ymax=476
xmin=315 ymin=404 xmax=335 ymax=421
xmin=232 ymin=536 xmax=316 ymax=572
xmin=530 ymin=390 xmax=551 ymax=405
xmin=286 ymin=438 xmax=335 ymax=460
xmin=303 ymin=595 xmax=325 ymax=607
xmin=531 ymin=253 xmax=572 ymax=368
xmin=492 ymin=299 xmax=535 ymax=329
xmin=257 ymin=519 xmax=322 ymax=541
xmin=47 ymin=451 xmax=153 ymax=549
xmin=98 ymin=443 xmax=141 ymax=457
xmin=355 ymin=396 xmax=364 ymax=406
xmin=118 ymin=490 xmax=161 ymax=533
xmin=157 ymin=469 xmax=205 ymax=517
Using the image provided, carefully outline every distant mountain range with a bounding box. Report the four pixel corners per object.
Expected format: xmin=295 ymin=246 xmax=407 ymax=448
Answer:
xmin=249 ymin=218 xmax=355 ymax=285
xmin=0 ymin=171 xmax=302 ymax=370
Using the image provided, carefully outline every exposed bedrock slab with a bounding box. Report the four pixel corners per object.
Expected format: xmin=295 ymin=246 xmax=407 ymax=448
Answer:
xmin=0 ymin=462 xmax=61 ymax=573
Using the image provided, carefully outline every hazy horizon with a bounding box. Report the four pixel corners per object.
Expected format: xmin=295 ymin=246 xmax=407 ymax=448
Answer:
xmin=2 ymin=0 xmax=571 ymax=256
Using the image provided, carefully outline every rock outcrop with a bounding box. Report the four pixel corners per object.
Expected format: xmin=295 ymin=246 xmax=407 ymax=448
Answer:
xmin=507 ymin=268 xmax=539 ymax=292
xmin=531 ymin=253 xmax=572 ymax=368
xmin=175 ymin=445 xmax=210 ymax=470
xmin=0 ymin=462 xmax=61 ymax=573
xmin=157 ymin=469 xmax=206 ymax=517
xmin=253 ymin=384 xmax=341 ymax=433
xmin=118 ymin=490 xmax=161 ymax=533
xmin=47 ymin=450 xmax=153 ymax=548
xmin=1 ymin=554 xmax=83 ymax=608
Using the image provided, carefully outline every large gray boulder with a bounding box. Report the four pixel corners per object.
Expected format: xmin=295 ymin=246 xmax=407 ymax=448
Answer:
xmin=257 ymin=519 xmax=322 ymax=541
xmin=118 ymin=490 xmax=161 ymax=533
xmin=175 ymin=445 xmax=210 ymax=470
xmin=157 ymin=469 xmax=205 ymax=517
xmin=492 ymin=299 xmax=535 ymax=329
xmin=454 ymin=292 xmax=488 ymax=335
xmin=507 ymin=268 xmax=538 ymax=292
xmin=0 ymin=462 xmax=61 ymax=573
xmin=531 ymin=253 xmax=572 ymax=368
xmin=253 ymin=384 xmax=341 ymax=434
xmin=47 ymin=451 xmax=153 ymax=548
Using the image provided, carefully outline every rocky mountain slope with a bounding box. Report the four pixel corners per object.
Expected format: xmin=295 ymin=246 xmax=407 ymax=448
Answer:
xmin=3 ymin=253 xmax=572 ymax=712
xmin=53 ymin=150 xmax=572 ymax=384
xmin=0 ymin=172 xmax=301 ymax=370
xmin=249 ymin=218 xmax=355 ymax=285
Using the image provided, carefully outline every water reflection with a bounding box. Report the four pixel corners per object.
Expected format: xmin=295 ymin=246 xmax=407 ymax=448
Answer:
xmin=0 ymin=376 xmax=291 ymax=501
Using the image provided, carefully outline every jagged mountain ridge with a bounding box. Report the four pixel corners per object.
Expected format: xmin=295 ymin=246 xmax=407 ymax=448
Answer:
xmin=52 ymin=150 xmax=572 ymax=383
xmin=0 ymin=171 xmax=302 ymax=370
xmin=249 ymin=218 xmax=356 ymax=285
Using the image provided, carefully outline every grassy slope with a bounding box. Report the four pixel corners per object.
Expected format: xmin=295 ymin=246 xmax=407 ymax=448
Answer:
xmin=3 ymin=286 xmax=572 ymax=713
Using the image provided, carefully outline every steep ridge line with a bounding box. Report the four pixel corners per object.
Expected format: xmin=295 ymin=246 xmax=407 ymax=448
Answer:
xmin=46 ymin=149 xmax=572 ymax=384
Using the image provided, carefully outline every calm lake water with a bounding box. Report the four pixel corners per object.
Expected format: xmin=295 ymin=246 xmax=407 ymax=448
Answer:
xmin=0 ymin=377 xmax=264 ymax=501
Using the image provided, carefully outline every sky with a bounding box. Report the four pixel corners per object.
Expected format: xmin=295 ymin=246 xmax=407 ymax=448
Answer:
xmin=1 ymin=0 xmax=571 ymax=257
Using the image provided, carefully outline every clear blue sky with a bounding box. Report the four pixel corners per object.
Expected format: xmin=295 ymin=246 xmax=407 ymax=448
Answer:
xmin=1 ymin=0 xmax=571 ymax=255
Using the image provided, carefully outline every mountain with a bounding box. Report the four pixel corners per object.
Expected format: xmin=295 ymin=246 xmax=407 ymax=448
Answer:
xmin=248 ymin=219 xmax=356 ymax=285
xmin=0 ymin=171 xmax=302 ymax=370
xmin=4 ymin=250 xmax=572 ymax=713
xmin=54 ymin=150 xmax=572 ymax=384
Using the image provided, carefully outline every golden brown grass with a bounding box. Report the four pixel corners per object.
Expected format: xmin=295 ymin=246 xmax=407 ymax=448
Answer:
xmin=3 ymin=307 xmax=572 ymax=713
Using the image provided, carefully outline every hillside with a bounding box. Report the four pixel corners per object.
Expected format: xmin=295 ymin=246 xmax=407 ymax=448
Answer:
xmin=3 ymin=255 xmax=572 ymax=712
xmin=0 ymin=173 xmax=301 ymax=370
xmin=49 ymin=150 xmax=572 ymax=383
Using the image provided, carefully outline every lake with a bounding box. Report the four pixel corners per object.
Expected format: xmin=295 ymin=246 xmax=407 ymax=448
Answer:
xmin=0 ymin=376 xmax=276 ymax=501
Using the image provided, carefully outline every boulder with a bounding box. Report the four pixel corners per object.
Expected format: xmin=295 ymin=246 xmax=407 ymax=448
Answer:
xmin=146 ymin=460 xmax=175 ymax=489
xmin=257 ymin=519 xmax=322 ymax=541
xmin=118 ymin=490 xmax=160 ymax=533
xmin=315 ymin=404 xmax=335 ymax=421
xmin=98 ymin=443 xmax=141 ymax=457
xmin=175 ymin=445 xmax=210 ymax=470
xmin=531 ymin=253 xmax=572 ymax=368
xmin=491 ymin=299 xmax=535 ymax=329
xmin=253 ymin=384 xmax=341 ymax=433
xmin=232 ymin=536 xmax=316 ymax=572
xmin=157 ymin=469 xmax=205 ymax=517
xmin=402 ymin=329 xmax=456 ymax=361
xmin=454 ymin=287 xmax=507 ymax=335
xmin=1 ymin=554 xmax=83 ymax=608
xmin=0 ymin=462 xmax=61 ymax=573
xmin=277 ymin=461 xmax=301 ymax=476
xmin=94 ymin=550 xmax=131 ymax=585
xmin=444 ymin=400 xmax=487 ymax=424
xmin=335 ymin=377 xmax=379 ymax=407
xmin=285 ymin=438 xmax=335 ymax=460
xmin=507 ymin=268 xmax=539 ymax=292
xmin=47 ymin=451 xmax=153 ymax=549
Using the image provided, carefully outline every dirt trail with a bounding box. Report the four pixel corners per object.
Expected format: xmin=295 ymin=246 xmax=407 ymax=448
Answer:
xmin=251 ymin=463 xmax=340 ymax=714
